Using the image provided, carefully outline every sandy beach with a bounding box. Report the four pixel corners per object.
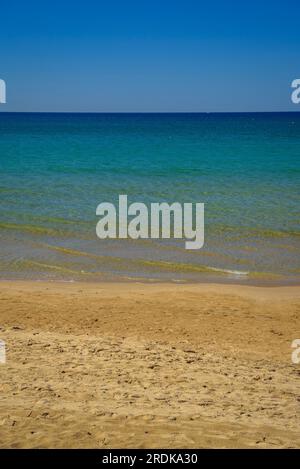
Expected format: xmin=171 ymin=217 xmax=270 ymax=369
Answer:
xmin=0 ymin=280 xmax=299 ymax=448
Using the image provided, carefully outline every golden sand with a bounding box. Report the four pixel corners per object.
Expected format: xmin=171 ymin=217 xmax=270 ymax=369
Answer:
xmin=0 ymin=281 xmax=300 ymax=448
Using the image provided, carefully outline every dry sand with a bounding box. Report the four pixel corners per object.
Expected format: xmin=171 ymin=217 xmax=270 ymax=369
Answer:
xmin=0 ymin=280 xmax=300 ymax=448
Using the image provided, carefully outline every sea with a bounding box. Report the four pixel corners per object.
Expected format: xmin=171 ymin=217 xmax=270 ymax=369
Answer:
xmin=0 ymin=112 xmax=299 ymax=284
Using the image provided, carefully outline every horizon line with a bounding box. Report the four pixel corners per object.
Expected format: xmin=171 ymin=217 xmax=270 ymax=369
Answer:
xmin=0 ymin=110 xmax=300 ymax=114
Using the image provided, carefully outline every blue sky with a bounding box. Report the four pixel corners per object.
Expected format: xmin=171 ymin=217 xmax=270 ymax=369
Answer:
xmin=0 ymin=0 xmax=299 ymax=112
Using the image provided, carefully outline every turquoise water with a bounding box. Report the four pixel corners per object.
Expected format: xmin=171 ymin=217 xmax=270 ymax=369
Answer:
xmin=0 ymin=112 xmax=299 ymax=284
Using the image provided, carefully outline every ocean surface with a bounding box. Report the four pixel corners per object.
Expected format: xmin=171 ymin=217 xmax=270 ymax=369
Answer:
xmin=0 ymin=112 xmax=299 ymax=284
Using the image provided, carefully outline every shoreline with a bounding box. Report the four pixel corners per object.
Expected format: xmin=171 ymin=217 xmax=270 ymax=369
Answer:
xmin=2 ymin=277 xmax=300 ymax=293
xmin=1 ymin=273 xmax=300 ymax=289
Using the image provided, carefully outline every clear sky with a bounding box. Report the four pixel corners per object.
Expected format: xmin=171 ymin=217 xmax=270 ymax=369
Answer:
xmin=0 ymin=0 xmax=300 ymax=112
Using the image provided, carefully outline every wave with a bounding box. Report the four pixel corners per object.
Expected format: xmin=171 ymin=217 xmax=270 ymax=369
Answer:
xmin=0 ymin=222 xmax=71 ymax=237
xmin=208 ymin=267 xmax=249 ymax=276
xmin=40 ymin=243 xmax=244 ymax=275
xmin=1 ymin=218 xmax=299 ymax=244
xmin=208 ymin=224 xmax=300 ymax=239
xmin=11 ymin=258 xmax=93 ymax=276
xmin=0 ymin=221 xmax=92 ymax=239
xmin=0 ymin=247 xmax=290 ymax=282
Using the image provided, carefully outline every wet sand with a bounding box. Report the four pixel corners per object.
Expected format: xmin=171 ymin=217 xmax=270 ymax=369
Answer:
xmin=0 ymin=280 xmax=300 ymax=448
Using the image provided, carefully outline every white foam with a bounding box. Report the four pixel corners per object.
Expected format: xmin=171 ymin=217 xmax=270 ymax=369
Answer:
xmin=210 ymin=267 xmax=249 ymax=276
